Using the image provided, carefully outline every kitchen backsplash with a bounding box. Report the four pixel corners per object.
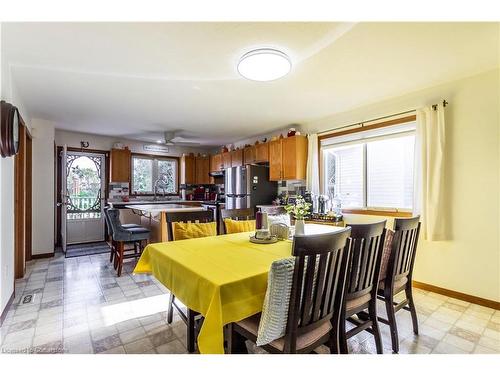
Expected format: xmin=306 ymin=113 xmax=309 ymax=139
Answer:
xmin=109 ymin=182 xmax=130 ymax=201
xmin=277 ymin=179 xmax=307 ymax=197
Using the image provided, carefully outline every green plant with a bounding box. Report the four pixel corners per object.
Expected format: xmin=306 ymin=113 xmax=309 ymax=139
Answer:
xmin=284 ymin=195 xmax=312 ymax=220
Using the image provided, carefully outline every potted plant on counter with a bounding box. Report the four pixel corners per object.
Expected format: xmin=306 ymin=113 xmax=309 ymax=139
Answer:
xmin=285 ymin=195 xmax=312 ymax=235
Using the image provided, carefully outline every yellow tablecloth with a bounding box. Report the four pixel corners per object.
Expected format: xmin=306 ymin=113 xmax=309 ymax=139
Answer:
xmin=133 ymin=231 xmax=293 ymax=354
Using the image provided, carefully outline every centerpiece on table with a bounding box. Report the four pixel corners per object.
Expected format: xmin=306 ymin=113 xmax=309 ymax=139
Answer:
xmin=285 ymin=195 xmax=312 ymax=235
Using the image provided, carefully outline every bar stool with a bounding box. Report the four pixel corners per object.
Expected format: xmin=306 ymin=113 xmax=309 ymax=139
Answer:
xmin=104 ymin=206 xmax=141 ymax=264
xmin=107 ymin=208 xmax=150 ymax=276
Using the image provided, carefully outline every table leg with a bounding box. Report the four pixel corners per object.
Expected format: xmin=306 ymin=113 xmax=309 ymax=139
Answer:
xmin=187 ymin=309 xmax=196 ymax=353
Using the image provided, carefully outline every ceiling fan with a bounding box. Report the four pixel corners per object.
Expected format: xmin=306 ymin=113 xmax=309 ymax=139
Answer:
xmin=157 ymin=130 xmax=200 ymax=146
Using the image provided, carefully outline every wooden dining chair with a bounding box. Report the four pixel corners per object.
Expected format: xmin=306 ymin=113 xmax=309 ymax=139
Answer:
xmin=165 ymin=209 xmax=215 ymax=241
xmin=377 ymin=216 xmax=421 ymax=353
xmin=228 ymin=227 xmax=352 ymax=354
xmin=340 ymin=221 xmax=386 ymax=354
xmin=220 ymin=208 xmax=255 ymax=234
xmin=165 ymin=209 xmax=216 ymax=353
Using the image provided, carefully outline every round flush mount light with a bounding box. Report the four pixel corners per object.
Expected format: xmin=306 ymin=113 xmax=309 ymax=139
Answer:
xmin=237 ymin=48 xmax=291 ymax=82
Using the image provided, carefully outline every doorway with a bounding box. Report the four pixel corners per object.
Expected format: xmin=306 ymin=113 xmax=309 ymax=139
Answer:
xmin=14 ymin=123 xmax=32 ymax=278
xmin=63 ymin=150 xmax=106 ymax=246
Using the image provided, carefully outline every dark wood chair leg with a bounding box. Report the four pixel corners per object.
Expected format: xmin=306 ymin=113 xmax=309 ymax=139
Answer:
xmin=187 ymin=309 xmax=196 ymax=353
xmin=113 ymin=241 xmax=119 ymax=270
xmin=228 ymin=324 xmax=248 ymax=354
xmin=384 ymin=292 xmax=400 ymax=353
xmin=369 ymin=301 xmax=383 ymax=354
xmin=339 ymin=318 xmax=348 ymax=354
xmin=328 ymin=330 xmax=341 ymax=354
xmin=167 ymin=293 xmax=175 ymax=324
xmin=116 ymin=241 xmax=124 ymax=277
xmin=405 ymin=286 xmax=419 ymax=335
xmin=109 ymin=239 xmax=115 ymax=263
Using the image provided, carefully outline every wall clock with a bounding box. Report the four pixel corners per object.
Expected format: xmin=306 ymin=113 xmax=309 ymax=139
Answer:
xmin=0 ymin=100 xmax=21 ymax=158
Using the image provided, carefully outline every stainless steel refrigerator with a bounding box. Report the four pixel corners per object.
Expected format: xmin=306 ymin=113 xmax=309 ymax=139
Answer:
xmin=225 ymin=165 xmax=277 ymax=210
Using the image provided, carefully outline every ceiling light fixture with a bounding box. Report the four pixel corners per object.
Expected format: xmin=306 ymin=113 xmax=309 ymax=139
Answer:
xmin=237 ymin=48 xmax=291 ymax=82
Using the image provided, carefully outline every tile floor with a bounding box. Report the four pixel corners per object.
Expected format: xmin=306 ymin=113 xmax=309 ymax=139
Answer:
xmin=1 ymin=252 xmax=499 ymax=354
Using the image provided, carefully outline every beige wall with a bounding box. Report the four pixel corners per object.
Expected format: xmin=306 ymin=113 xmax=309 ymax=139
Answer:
xmin=31 ymin=119 xmax=56 ymax=255
xmin=0 ymin=22 xmax=31 ymax=314
xmin=307 ymin=69 xmax=500 ymax=302
xmin=0 ymin=22 xmax=16 ymax=315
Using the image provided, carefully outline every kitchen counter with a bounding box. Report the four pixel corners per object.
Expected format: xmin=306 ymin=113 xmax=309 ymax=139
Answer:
xmin=109 ymin=200 xmax=204 ymax=208
xmin=125 ymin=204 xmax=205 ymax=214
xmin=126 ymin=203 xmax=206 ymax=243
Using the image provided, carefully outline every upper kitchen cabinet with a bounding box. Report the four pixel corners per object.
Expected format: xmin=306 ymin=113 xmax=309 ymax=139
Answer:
xmin=180 ymin=154 xmax=196 ymax=185
xmin=195 ymin=155 xmax=210 ymax=184
xmin=222 ymin=152 xmax=231 ymax=169
xmin=243 ymin=146 xmax=256 ymax=164
xmin=269 ymin=139 xmax=282 ymax=181
xmin=268 ymin=135 xmax=308 ymax=181
xmin=230 ymin=149 xmax=243 ymax=167
xmin=282 ymin=135 xmax=308 ymax=180
xmin=255 ymin=142 xmax=269 ymax=163
xmin=110 ymin=148 xmax=131 ymax=182
xmin=210 ymin=153 xmax=223 ymax=172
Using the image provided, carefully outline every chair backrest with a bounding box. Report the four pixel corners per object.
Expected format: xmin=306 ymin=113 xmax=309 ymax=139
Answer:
xmin=103 ymin=206 xmax=113 ymax=236
xmin=220 ymin=208 xmax=255 ymax=234
xmin=387 ymin=216 xmax=421 ymax=283
xmin=106 ymin=208 xmax=128 ymax=239
xmin=344 ymin=221 xmax=386 ymax=302
xmin=283 ymin=227 xmax=352 ymax=353
xmin=166 ymin=209 xmax=214 ymax=241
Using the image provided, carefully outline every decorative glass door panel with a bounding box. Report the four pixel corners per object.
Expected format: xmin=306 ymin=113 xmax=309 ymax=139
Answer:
xmin=65 ymin=151 xmax=106 ymax=244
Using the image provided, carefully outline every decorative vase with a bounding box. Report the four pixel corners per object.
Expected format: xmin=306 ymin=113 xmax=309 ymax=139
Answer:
xmin=295 ymin=219 xmax=305 ymax=235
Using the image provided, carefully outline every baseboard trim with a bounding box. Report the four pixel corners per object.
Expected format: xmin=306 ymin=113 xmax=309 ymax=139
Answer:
xmin=0 ymin=291 xmax=15 ymax=326
xmin=413 ymin=281 xmax=500 ymax=310
xmin=31 ymin=252 xmax=54 ymax=259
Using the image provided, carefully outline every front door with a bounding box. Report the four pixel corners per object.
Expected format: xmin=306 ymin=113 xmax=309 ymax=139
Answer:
xmin=64 ymin=150 xmax=106 ymax=245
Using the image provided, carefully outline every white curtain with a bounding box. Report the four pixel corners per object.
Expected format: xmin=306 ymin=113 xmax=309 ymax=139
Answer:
xmin=414 ymin=103 xmax=447 ymax=241
xmin=306 ymin=133 xmax=320 ymax=195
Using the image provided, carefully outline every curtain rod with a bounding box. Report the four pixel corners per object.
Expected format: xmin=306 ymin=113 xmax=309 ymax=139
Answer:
xmin=317 ymin=99 xmax=448 ymax=135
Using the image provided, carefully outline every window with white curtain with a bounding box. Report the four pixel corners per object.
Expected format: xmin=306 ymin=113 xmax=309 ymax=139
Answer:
xmin=321 ymin=120 xmax=415 ymax=211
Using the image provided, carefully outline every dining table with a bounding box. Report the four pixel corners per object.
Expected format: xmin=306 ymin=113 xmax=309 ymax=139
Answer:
xmin=133 ymin=224 xmax=343 ymax=354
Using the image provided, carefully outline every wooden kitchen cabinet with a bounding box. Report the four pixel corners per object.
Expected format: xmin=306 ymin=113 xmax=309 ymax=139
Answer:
xmin=255 ymin=142 xmax=269 ymax=163
xmin=180 ymin=154 xmax=195 ymax=185
xmin=269 ymin=139 xmax=282 ymax=181
xmin=210 ymin=153 xmax=223 ymax=172
xmin=230 ymin=149 xmax=243 ymax=167
xmin=267 ymin=135 xmax=308 ymax=181
xmin=110 ymin=148 xmax=131 ymax=182
xmin=195 ymin=155 xmax=210 ymax=184
xmin=243 ymin=146 xmax=256 ymax=164
xmin=282 ymin=135 xmax=308 ymax=180
xmin=222 ymin=152 xmax=231 ymax=169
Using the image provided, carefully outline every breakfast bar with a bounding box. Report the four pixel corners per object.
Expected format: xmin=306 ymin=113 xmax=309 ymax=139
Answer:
xmin=126 ymin=204 xmax=206 ymax=243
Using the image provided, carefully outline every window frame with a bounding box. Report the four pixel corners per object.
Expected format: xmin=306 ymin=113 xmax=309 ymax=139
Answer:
xmin=130 ymin=153 xmax=180 ymax=196
xmin=318 ymin=115 xmax=416 ymax=217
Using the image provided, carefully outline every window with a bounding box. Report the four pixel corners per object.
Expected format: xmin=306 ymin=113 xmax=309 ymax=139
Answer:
xmin=131 ymin=155 xmax=178 ymax=194
xmin=321 ymin=120 xmax=415 ymax=212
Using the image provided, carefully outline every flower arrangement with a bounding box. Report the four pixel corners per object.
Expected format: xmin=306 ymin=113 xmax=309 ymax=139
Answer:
xmin=284 ymin=195 xmax=312 ymax=220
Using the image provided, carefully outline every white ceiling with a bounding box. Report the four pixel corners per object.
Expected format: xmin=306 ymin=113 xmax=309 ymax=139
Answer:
xmin=2 ymin=22 xmax=498 ymax=145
